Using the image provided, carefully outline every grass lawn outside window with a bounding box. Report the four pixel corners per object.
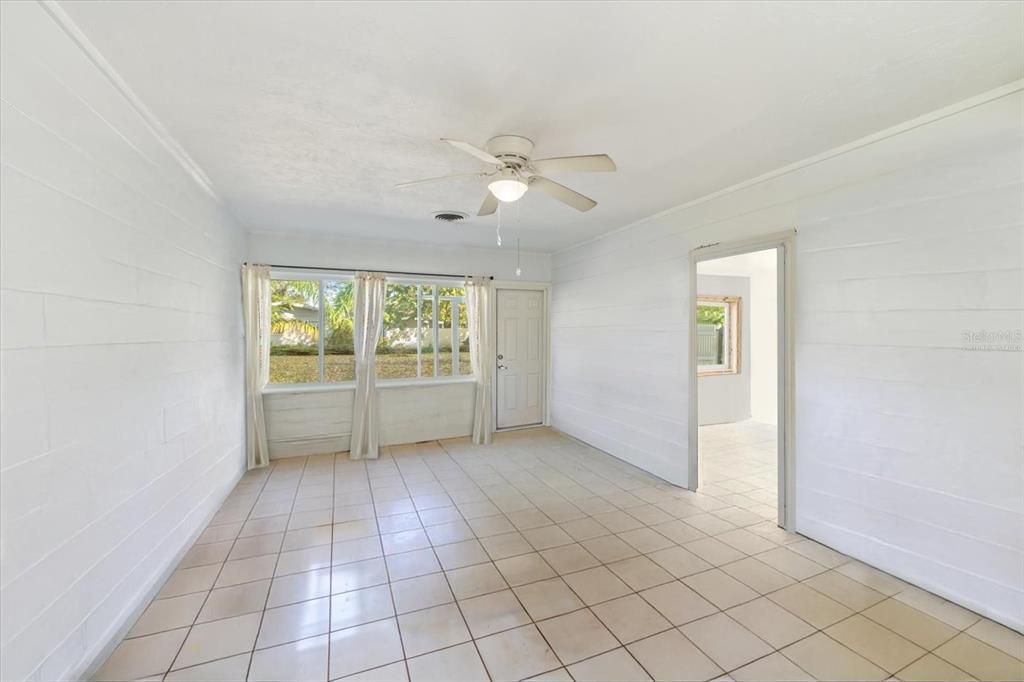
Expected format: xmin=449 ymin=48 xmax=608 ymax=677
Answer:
xmin=269 ymin=352 xmax=472 ymax=384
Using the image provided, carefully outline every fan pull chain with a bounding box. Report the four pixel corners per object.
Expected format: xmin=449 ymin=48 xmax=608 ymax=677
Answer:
xmin=496 ymin=203 xmax=503 ymax=246
xmin=515 ymin=238 xmax=522 ymax=277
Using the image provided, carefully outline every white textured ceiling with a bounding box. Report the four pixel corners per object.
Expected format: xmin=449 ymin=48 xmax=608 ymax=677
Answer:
xmin=62 ymin=1 xmax=1023 ymax=252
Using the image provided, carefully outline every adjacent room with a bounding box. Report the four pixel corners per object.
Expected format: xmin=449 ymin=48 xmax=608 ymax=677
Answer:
xmin=696 ymin=248 xmax=781 ymax=526
xmin=1 ymin=2 xmax=1021 ymax=681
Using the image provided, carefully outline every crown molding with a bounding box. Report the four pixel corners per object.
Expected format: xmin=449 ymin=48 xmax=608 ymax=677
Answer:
xmin=38 ymin=0 xmax=221 ymax=201
xmin=555 ymin=79 xmax=1024 ymax=255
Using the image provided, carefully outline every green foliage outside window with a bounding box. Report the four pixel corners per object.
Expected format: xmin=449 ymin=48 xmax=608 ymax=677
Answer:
xmin=697 ymin=304 xmax=726 ymax=328
xmin=268 ymin=278 xmax=471 ymax=382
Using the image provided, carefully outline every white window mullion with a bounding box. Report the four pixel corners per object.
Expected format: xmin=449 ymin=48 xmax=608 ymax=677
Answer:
xmin=450 ymin=303 xmax=458 ymax=376
xmin=450 ymin=297 xmax=462 ymax=376
xmin=432 ymin=289 xmax=439 ymax=377
xmin=416 ymin=285 xmax=422 ymax=378
xmin=317 ymin=279 xmax=325 ymax=383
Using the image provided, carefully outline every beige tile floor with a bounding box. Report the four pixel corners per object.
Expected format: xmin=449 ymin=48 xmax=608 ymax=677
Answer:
xmin=697 ymin=420 xmax=779 ymax=525
xmin=93 ymin=425 xmax=1024 ymax=681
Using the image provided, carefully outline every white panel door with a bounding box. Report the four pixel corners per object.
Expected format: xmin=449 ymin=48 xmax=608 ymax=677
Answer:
xmin=496 ymin=289 xmax=544 ymax=429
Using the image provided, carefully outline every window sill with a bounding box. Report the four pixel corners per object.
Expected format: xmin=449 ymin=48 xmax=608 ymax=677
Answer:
xmin=698 ymin=369 xmax=739 ymax=377
xmin=262 ymin=383 xmax=351 ymax=395
xmin=262 ymin=376 xmax=477 ymax=395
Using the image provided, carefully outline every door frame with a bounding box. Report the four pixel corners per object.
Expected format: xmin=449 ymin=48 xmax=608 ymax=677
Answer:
xmin=492 ymin=281 xmax=551 ymax=431
xmin=687 ymin=229 xmax=796 ymax=531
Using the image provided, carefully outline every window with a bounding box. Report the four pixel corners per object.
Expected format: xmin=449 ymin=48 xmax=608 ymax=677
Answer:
xmin=269 ymin=276 xmax=354 ymax=384
xmin=323 ymin=280 xmax=355 ymax=382
xmin=697 ymin=296 xmax=741 ymax=375
xmin=378 ymin=282 xmax=470 ymax=380
xmin=267 ymin=275 xmax=470 ymax=385
xmin=378 ymin=282 xmax=419 ymax=380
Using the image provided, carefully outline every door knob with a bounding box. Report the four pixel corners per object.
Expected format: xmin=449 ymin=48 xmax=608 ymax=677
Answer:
xmin=497 ymin=364 xmax=508 ymax=370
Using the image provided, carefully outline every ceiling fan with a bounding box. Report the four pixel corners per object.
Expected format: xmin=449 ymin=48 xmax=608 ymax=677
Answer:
xmin=396 ymin=135 xmax=616 ymax=216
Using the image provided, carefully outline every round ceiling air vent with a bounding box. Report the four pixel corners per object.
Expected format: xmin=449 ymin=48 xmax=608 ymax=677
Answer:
xmin=433 ymin=211 xmax=468 ymax=223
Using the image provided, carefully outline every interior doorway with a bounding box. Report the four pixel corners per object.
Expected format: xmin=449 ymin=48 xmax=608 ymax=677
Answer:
xmin=688 ymin=232 xmax=795 ymax=530
xmin=495 ymin=288 xmax=545 ymax=429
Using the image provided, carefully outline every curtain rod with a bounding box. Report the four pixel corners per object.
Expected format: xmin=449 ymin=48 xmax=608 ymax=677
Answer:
xmin=248 ymin=263 xmax=494 ymax=280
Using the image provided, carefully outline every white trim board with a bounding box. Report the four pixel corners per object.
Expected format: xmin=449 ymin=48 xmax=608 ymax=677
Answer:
xmin=689 ymin=230 xmax=796 ymax=531
xmin=38 ymin=0 xmax=221 ymax=200
xmin=72 ymin=465 xmax=245 ymax=681
xmin=555 ymin=80 xmax=1024 ymax=256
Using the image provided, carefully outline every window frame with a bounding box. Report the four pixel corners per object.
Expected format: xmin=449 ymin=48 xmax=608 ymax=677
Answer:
xmin=268 ymin=271 xmax=350 ymax=387
xmin=696 ymin=295 xmax=741 ymax=377
xmin=438 ymin=292 xmax=466 ymax=378
xmin=387 ymin=278 xmax=469 ymax=381
xmin=267 ymin=270 xmax=472 ymax=388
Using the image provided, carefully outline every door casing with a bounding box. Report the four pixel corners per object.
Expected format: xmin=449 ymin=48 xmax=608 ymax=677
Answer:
xmin=688 ymin=230 xmax=796 ymax=531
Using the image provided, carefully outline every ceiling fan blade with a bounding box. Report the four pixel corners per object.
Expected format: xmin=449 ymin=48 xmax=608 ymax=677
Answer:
xmin=478 ymin=191 xmax=499 ymax=216
xmin=529 ymin=154 xmax=616 ymax=175
xmin=395 ymin=171 xmax=486 ymax=189
xmin=442 ymin=138 xmax=504 ymax=166
xmin=529 ymin=176 xmax=597 ymax=212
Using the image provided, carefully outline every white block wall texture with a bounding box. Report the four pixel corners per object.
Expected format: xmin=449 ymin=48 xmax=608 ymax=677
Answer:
xmin=250 ymin=230 xmax=552 ymax=455
xmin=0 ymin=3 xmax=246 ymax=680
xmin=1 ymin=5 xmax=1021 ymax=680
xmin=747 ymin=254 xmax=778 ymax=424
xmin=696 ymin=274 xmax=752 ymax=426
xmin=550 ymin=87 xmax=1024 ymax=629
xmin=263 ymin=381 xmax=476 ymax=458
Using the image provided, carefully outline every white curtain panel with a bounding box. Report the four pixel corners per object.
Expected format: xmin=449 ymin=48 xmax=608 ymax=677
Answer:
xmin=241 ymin=264 xmax=271 ymax=469
xmin=466 ymin=276 xmax=494 ymax=445
xmin=350 ymin=272 xmax=387 ymax=460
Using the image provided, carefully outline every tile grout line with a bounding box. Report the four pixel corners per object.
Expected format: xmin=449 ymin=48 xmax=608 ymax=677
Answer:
xmin=151 ymin=549 xmax=982 ymax=682
xmin=439 ymin=436 xmax=668 ymax=680
xmin=385 ymin=437 xmax=1010 ymax=678
xmin=243 ymin=457 xmax=302 ymax=681
xmin=366 ymin=450 xmax=414 ymax=682
xmin=325 ymin=449 xmax=338 ymax=681
xmin=438 ymin=441 xmax=980 ymax=675
xmin=422 ymin=438 xmax=496 ymax=682
xmin=99 ymin=428 xmax=1017 ymax=682
xmin=164 ymin=462 xmax=274 ymax=679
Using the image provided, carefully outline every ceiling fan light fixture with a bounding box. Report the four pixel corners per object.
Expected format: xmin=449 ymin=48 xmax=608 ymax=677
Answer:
xmin=488 ymin=170 xmax=528 ymax=202
xmin=405 ymin=137 xmax=613 ymax=215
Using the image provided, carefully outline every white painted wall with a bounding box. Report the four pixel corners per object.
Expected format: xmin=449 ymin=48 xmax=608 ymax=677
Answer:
xmin=748 ymin=254 xmax=778 ymax=423
xmin=250 ymin=230 xmax=550 ymax=456
xmin=550 ymin=87 xmax=1024 ymax=629
xmin=696 ymin=274 xmax=751 ymax=425
xmin=0 ymin=4 xmax=246 ymax=680
xmin=264 ymin=381 xmax=475 ymax=458
xmin=698 ymin=251 xmax=779 ymax=424
xmin=248 ymin=229 xmax=551 ymax=281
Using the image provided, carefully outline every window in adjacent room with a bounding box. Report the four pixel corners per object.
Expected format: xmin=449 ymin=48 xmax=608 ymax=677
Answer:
xmin=696 ymin=295 xmax=741 ymax=375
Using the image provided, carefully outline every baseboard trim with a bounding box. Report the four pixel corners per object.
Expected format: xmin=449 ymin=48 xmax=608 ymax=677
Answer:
xmin=38 ymin=0 xmax=221 ymax=201
xmin=69 ymin=466 xmax=245 ymax=681
xmin=495 ymin=423 xmax=545 ymax=433
xmin=798 ymin=518 xmax=1023 ymax=634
